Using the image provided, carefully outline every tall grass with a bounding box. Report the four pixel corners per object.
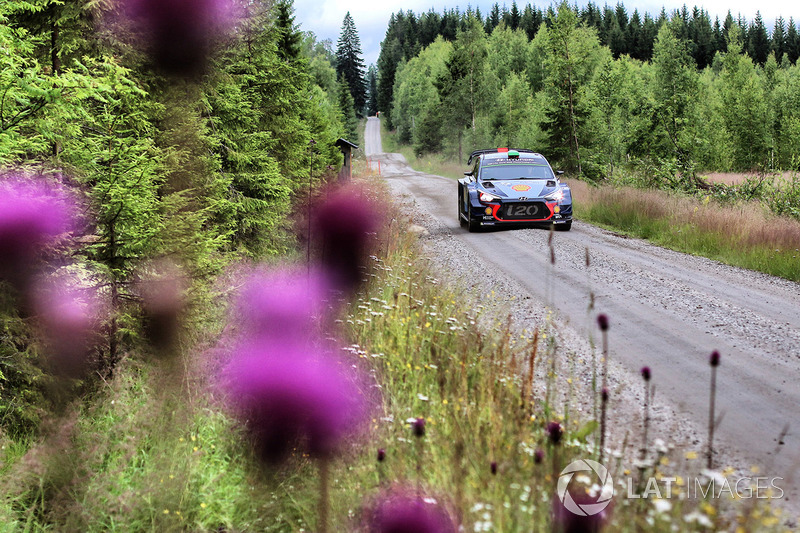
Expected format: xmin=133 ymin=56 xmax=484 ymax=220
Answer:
xmin=571 ymin=181 xmax=800 ymax=281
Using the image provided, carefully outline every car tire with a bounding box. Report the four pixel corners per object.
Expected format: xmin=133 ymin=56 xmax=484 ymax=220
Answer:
xmin=555 ymin=221 xmax=572 ymax=231
xmin=467 ymin=216 xmax=479 ymax=232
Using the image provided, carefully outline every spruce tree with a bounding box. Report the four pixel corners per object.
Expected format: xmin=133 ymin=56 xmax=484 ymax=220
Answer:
xmin=788 ymin=18 xmax=800 ymax=65
xmin=336 ymin=12 xmax=367 ymax=116
xmin=275 ymin=0 xmax=302 ymax=61
xmin=337 ymin=74 xmax=359 ymax=142
xmin=748 ymin=12 xmax=770 ymax=66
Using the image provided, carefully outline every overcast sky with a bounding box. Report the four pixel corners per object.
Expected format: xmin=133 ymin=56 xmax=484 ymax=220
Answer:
xmin=292 ymin=1 xmax=798 ymax=68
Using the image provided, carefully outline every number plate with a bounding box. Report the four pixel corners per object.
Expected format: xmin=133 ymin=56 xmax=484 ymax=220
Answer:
xmin=501 ymin=202 xmax=547 ymax=220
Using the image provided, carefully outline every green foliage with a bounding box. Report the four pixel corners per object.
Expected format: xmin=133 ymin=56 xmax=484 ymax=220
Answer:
xmin=336 ymin=12 xmax=367 ymax=116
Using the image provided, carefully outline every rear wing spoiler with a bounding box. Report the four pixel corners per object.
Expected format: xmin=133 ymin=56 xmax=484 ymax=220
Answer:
xmin=467 ymin=148 xmax=540 ymax=166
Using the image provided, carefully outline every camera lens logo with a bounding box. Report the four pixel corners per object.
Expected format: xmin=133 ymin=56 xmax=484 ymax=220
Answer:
xmin=557 ymin=459 xmax=614 ymax=516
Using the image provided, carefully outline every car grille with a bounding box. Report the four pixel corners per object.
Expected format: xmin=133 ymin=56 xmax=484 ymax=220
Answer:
xmin=498 ymin=201 xmax=549 ymax=220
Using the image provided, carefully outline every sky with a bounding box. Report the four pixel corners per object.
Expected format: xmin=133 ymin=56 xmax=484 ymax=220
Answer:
xmin=292 ymin=0 xmax=798 ymax=68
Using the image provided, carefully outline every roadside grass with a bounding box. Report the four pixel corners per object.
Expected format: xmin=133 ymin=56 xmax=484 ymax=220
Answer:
xmin=570 ymin=181 xmax=800 ymax=282
xmin=0 ymin=173 xmax=789 ymax=531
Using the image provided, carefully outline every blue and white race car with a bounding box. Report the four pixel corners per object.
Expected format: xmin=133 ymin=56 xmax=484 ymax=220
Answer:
xmin=458 ymin=148 xmax=572 ymax=232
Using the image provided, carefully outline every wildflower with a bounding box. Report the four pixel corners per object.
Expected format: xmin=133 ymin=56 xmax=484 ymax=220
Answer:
xmin=601 ymin=388 xmax=608 ymax=402
xmin=490 ymin=461 xmax=498 ymax=475
xmin=596 ymin=313 xmax=609 ymax=331
xmin=412 ymin=417 xmax=426 ymax=438
xmin=534 ymin=449 xmax=545 ymax=464
xmin=709 ymin=350 xmax=720 ymax=367
xmin=377 ymin=448 xmax=386 ymax=462
xmin=234 ymin=268 xmax=329 ymax=342
xmin=122 ymin=0 xmax=236 ymax=77
xmin=551 ymin=489 xmax=611 ymax=533
xmin=546 ymin=421 xmax=563 ymax=446
xmin=0 ymin=178 xmax=72 ymax=290
xmin=312 ymin=185 xmax=381 ymax=294
xmin=138 ymin=260 xmax=185 ymax=352
xmin=222 ymin=343 xmax=367 ymax=462
xmin=368 ymin=491 xmax=456 ymax=533
xmin=640 ymin=366 xmax=651 ymax=381
xmin=35 ymin=283 xmax=99 ymax=379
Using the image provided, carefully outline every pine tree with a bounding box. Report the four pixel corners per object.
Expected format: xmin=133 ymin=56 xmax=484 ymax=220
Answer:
xmin=748 ymin=12 xmax=770 ymax=66
xmin=337 ymin=74 xmax=359 ymax=142
xmin=275 ymin=0 xmax=302 ymax=61
xmin=772 ymin=17 xmax=787 ymax=64
xmin=336 ymin=12 xmax=367 ymax=116
xmin=788 ymin=18 xmax=800 ymax=65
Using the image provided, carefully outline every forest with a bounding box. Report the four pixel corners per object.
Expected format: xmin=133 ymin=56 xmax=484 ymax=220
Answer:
xmin=0 ymin=0 xmax=358 ymax=436
xmin=378 ymin=2 xmax=800 ymax=183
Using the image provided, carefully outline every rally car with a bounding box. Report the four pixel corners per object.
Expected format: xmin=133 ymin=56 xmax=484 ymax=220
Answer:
xmin=458 ymin=148 xmax=572 ymax=232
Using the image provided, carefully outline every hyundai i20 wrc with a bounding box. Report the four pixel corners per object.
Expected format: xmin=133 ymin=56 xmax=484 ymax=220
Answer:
xmin=458 ymin=148 xmax=572 ymax=232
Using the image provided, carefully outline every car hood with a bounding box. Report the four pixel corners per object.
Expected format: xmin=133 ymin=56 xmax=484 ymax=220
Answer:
xmin=483 ymin=180 xmax=553 ymax=199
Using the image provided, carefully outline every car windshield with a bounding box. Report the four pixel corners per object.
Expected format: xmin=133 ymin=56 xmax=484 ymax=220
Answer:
xmin=480 ymin=163 xmax=554 ymax=180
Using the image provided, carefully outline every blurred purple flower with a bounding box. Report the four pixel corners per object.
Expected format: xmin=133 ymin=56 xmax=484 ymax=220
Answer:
xmin=122 ymin=0 xmax=236 ymax=77
xmin=138 ymin=260 xmax=185 ymax=352
xmin=34 ymin=284 xmax=99 ymax=379
xmin=369 ymin=491 xmax=456 ymax=533
xmin=312 ymin=185 xmax=381 ymax=294
xmin=640 ymin=366 xmax=651 ymax=381
xmin=596 ymin=314 xmax=609 ymax=332
xmin=546 ymin=421 xmax=563 ymax=446
xmin=0 ymin=178 xmax=71 ymax=289
xmin=412 ymin=417 xmax=426 ymax=438
xmin=234 ymin=268 xmax=330 ymax=342
xmin=223 ymin=342 xmax=366 ymax=462
xmin=377 ymin=448 xmax=386 ymax=462
xmin=490 ymin=461 xmax=498 ymax=475
xmin=534 ymin=448 xmax=545 ymax=464
xmin=709 ymin=350 xmax=720 ymax=367
xmin=601 ymin=387 xmax=609 ymax=402
xmin=551 ymin=489 xmax=611 ymax=533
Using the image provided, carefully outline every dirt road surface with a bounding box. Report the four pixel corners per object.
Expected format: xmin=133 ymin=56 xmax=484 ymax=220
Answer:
xmin=365 ymin=116 xmax=800 ymax=515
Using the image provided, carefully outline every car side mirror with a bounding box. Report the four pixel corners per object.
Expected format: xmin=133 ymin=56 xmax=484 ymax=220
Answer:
xmin=464 ymin=172 xmax=473 ymax=177
xmin=556 ymin=170 xmax=564 ymax=176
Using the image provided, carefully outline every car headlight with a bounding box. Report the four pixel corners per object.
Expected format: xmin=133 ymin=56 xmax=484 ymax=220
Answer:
xmin=479 ymin=191 xmax=500 ymax=203
xmin=545 ymin=189 xmax=564 ymax=202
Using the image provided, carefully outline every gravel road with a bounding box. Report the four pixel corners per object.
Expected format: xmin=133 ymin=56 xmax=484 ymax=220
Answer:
xmin=364 ymin=117 xmax=800 ymax=515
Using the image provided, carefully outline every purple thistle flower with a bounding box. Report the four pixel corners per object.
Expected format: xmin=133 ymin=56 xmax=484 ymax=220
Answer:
xmin=369 ymin=491 xmax=456 ymax=533
xmin=377 ymin=448 xmax=386 ymax=462
xmin=551 ymin=489 xmax=611 ymax=533
xmin=546 ymin=421 xmax=563 ymax=446
xmin=138 ymin=260 xmax=185 ymax=352
xmin=709 ymin=350 xmax=720 ymax=367
xmin=412 ymin=417 xmax=426 ymax=438
xmin=223 ymin=342 xmax=367 ymax=462
xmin=640 ymin=366 xmax=651 ymax=381
xmin=601 ymin=387 xmax=609 ymax=402
xmin=312 ymin=185 xmax=381 ymax=294
xmin=534 ymin=448 xmax=545 ymax=464
xmin=122 ymin=0 xmax=236 ymax=77
xmin=34 ymin=284 xmax=99 ymax=379
xmin=0 ymin=179 xmax=72 ymax=288
xmin=596 ymin=313 xmax=609 ymax=331
xmin=490 ymin=461 xmax=498 ymax=475
xmin=235 ymin=268 xmax=330 ymax=342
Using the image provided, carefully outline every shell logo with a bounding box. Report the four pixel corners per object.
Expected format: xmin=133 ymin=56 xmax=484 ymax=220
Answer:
xmin=511 ymin=184 xmax=531 ymax=192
